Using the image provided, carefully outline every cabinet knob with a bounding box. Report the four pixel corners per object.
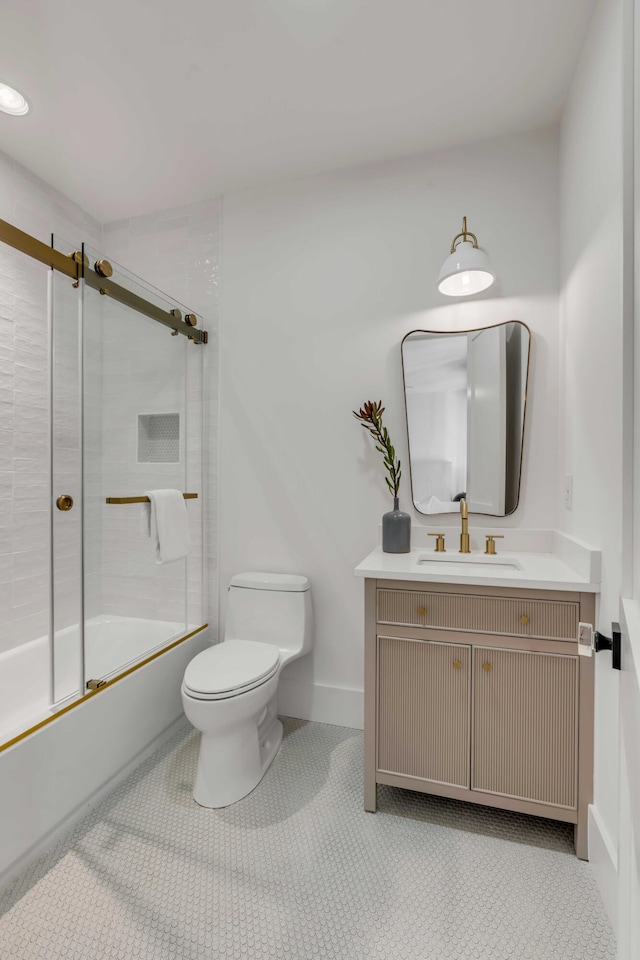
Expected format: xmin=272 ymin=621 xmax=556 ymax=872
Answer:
xmin=520 ymin=614 xmax=530 ymax=625
xmin=56 ymin=494 xmax=74 ymax=511
xmin=453 ymin=660 xmax=462 ymax=670
xmin=482 ymin=661 xmax=492 ymax=672
xmin=417 ymin=606 xmax=426 ymax=616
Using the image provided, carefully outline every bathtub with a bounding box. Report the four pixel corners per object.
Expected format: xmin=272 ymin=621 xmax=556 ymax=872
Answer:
xmin=0 ymin=616 xmax=196 ymax=744
xmin=0 ymin=618 xmax=209 ymax=887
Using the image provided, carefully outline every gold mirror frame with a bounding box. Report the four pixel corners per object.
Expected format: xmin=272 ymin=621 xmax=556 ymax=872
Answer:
xmin=400 ymin=321 xmax=531 ymax=517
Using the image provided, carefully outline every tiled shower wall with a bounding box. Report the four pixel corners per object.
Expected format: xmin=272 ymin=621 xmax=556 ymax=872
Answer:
xmin=102 ymin=200 xmax=220 ymax=635
xmin=92 ymin=285 xmax=203 ymax=629
xmin=0 ymin=148 xmax=102 ymax=655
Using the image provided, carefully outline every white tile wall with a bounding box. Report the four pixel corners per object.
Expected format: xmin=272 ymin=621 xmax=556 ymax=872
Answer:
xmin=103 ymin=200 xmax=220 ymax=636
xmin=0 ymin=148 xmax=102 ymax=656
xmin=83 ymin=296 xmax=104 ymax=625
xmin=51 ymin=268 xmax=84 ymax=647
xmin=96 ymin=282 xmax=194 ymax=627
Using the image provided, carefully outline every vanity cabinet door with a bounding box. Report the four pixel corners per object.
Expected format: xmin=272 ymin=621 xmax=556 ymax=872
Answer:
xmin=377 ymin=636 xmax=471 ymax=788
xmin=472 ymin=647 xmax=579 ymax=809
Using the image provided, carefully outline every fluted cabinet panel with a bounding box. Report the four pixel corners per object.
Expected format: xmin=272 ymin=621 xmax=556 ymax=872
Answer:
xmin=377 ymin=589 xmax=579 ymax=641
xmin=377 ymin=637 xmax=470 ymax=787
xmin=472 ymin=648 xmax=578 ymax=808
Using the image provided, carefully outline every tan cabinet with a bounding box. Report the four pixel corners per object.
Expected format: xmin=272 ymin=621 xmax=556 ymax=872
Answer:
xmin=377 ymin=637 xmax=470 ymax=788
xmin=376 ymin=587 xmax=580 ymax=640
xmin=364 ymin=579 xmax=595 ymax=859
xmin=472 ymin=647 xmax=578 ymax=808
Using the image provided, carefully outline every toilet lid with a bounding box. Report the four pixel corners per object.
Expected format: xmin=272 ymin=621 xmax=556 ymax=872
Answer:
xmin=183 ymin=639 xmax=280 ymax=696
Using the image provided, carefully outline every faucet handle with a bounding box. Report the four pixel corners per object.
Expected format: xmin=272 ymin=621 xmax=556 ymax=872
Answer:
xmin=428 ymin=532 xmax=446 ymax=553
xmin=484 ymin=535 xmax=504 ymax=556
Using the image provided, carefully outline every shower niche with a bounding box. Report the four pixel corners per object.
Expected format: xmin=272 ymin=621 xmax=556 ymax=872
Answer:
xmin=137 ymin=413 xmax=180 ymax=463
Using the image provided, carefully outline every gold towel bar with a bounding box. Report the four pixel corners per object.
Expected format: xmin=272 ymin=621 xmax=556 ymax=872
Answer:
xmin=105 ymin=493 xmax=198 ymax=504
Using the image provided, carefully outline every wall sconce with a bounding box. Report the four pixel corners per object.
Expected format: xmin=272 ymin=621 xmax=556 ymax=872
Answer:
xmin=438 ymin=216 xmax=495 ymax=297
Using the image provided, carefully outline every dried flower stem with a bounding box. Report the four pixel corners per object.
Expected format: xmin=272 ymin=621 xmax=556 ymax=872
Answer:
xmin=353 ymin=400 xmax=401 ymax=499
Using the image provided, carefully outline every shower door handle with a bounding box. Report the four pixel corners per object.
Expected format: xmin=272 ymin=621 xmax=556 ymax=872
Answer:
xmin=56 ymin=494 xmax=74 ymax=511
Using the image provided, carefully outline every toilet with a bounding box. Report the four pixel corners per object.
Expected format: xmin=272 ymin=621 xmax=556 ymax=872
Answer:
xmin=181 ymin=572 xmax=312 ymax=807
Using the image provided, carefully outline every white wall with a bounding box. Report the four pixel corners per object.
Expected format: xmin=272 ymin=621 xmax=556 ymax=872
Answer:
xmin=559 ymin=0 xmax=625 ymax=925
xmin=220 ymin=128 xmax=560 ymax=726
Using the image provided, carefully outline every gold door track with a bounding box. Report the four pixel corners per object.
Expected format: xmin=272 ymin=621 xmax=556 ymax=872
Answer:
xmin=0 ymin=624 xmax=208 ymax=755
xmin=0 ymin=218 xmax=208 ymax=344
xmin=105 ymin=493 xmax=198 ymax=504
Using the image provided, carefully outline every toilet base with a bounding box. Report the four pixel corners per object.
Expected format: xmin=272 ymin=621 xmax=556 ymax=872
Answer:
xmin=193 ymin=703 xmax=283 ymax=809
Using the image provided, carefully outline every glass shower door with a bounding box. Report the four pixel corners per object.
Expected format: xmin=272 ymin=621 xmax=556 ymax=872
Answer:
xmin=50 ymin=243 xmax=83 ymax=706
xmin=81 ymin=246 xmax=204 ymax=689
xmin=0 ymin=232 xmax=83 ymax=743
xmin=0 ymin=222 xmax=205 ymax=750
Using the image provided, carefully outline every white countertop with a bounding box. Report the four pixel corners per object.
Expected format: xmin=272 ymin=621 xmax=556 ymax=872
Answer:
xmin=354 ymin=544 xmax=600 ymax=593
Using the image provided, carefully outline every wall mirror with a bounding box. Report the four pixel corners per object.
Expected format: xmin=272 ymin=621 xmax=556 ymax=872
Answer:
xmin=401 ymin=321 xmax=530 ymax=516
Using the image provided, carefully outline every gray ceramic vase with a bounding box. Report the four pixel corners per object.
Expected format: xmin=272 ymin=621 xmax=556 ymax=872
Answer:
xmin=382 ymin=497 xmax=411 ymax=553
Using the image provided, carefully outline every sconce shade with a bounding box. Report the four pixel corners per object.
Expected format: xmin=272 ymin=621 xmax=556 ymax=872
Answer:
xmin=438 ymin=218 xmax=495 ymax=297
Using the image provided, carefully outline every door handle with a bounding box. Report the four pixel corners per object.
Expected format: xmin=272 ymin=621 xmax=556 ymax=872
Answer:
xmin=594 ymin=622 xmax=621 ymax=670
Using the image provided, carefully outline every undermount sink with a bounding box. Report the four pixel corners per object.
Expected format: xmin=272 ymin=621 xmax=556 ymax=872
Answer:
xmin=417 ymin=553 xmax=522 ymax=571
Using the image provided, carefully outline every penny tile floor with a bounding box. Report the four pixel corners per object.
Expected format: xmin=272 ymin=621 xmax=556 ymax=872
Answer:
xmin=0 ymin=719 xmax=616 ymax=959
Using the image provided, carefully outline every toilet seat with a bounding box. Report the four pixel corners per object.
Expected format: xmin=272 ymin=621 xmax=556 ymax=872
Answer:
xmin=183 ymin=639 xmax=280 ymax=701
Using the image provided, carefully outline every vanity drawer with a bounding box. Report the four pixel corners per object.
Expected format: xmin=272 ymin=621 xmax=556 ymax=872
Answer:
xmin=376 ymin=589 xmax=579 ymax=641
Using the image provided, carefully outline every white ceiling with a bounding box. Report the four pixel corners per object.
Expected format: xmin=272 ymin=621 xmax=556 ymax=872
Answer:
xmin=0 ymin=0 xmax=596 ymax=221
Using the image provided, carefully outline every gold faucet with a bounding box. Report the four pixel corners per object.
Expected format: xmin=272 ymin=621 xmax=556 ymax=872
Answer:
xmin=459 ymin=498 xmax=470 ymax=553
xmin=484 ymin=534 xmax=504 ymax=555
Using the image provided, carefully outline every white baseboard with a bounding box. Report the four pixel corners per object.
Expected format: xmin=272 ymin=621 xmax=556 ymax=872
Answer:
xmin=278 ymin=677 xmax=363 ymax=729
xmin=588 ymin=803 xmax=619 ymax=933
xmin=0 ymin=717 xmax=189 ymax=893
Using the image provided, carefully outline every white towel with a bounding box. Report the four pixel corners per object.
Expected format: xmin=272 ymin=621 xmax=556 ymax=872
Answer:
xmin=144 ymin=489 xmax=191 ymax=563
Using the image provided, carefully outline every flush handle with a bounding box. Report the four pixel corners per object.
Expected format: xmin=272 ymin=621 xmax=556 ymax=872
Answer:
xmin=56 ymin=494 xmax=74 ymax=511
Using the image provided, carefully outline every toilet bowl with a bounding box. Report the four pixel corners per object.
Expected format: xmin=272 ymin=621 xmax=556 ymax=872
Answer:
xmin=182 ymin=572 xmax=312 ymax=807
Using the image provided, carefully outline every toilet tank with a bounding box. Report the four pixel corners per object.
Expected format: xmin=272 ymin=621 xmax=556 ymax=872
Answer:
xmin=225 ymin=572 xmax=312 ymax=665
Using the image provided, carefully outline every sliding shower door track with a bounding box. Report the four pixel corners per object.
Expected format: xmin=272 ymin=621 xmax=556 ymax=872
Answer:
xmin=0 ymin=218 xmax=208 ymax=343
xmin=0 ymin=624 xmax=208 ymax=755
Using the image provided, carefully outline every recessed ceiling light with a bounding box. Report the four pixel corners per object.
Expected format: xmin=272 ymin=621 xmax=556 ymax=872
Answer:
xmin=0 ymin=82 xmax=29 ymax=116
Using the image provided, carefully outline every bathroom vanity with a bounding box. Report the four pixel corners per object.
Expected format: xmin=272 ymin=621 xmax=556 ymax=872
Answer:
xmin=355 ymin=539 xmax=600 ymax=859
